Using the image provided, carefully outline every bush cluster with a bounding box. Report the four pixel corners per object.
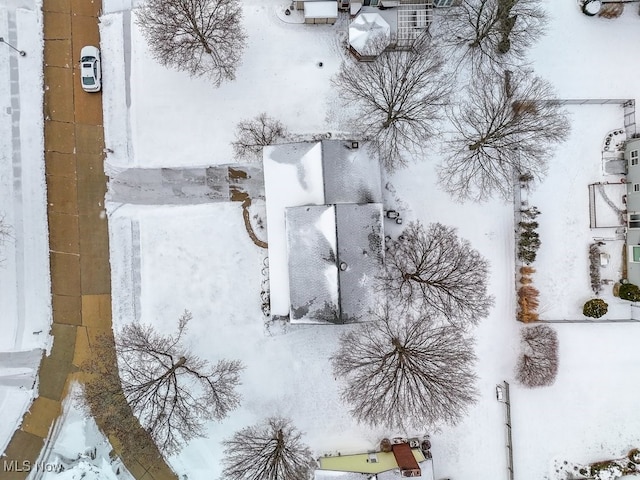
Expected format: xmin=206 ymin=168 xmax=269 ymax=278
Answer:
xmin=619 ymin=283 xmax=640 ymax=302
xmin=583 ymin=298 xmax=608 ymax=319
xmin=518 ymin=266 xmax=539 ymax=322
xmin=518 ymin=207 xmax=541 ymax=264
xmin=515 ymin=324 xmax=558 ymax=388
xmin=588 ymin=243 xmax=602 ymax=294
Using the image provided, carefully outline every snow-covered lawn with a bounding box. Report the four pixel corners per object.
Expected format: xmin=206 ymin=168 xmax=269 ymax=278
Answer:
xmin=102 ymin=0 xmax=347 ymax=169
xmin=0 ymin=0 xmax=51 ymax=453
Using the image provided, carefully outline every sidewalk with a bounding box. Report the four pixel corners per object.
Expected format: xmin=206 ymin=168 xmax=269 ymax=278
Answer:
xmin=1 ymin=1 xmax=176 ymax=479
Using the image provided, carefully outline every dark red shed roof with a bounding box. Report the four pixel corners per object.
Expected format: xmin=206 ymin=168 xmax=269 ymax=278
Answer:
xmin=391 ymin=442 xmax=421 ymax=475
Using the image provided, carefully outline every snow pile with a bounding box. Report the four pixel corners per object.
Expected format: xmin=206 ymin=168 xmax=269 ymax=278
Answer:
xmin=39 ymin=384 xmax=133 ymax=480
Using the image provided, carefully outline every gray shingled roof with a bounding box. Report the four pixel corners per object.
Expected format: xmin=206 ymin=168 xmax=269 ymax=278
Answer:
xmin=321 ymin=141 xmax=383 ymax=204
xmin=286 ymin=203 xmax=384 ymax=324
xmin=263 ymin=140 xmax=384 ymax=323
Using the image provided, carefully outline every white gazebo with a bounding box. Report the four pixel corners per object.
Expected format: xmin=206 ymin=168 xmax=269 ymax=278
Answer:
xmin=348 ymin=12 xmax=390 ymax=61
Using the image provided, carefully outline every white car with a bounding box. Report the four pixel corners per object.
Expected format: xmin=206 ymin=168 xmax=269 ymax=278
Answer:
xmin=80 ymin=45 xmax=101 ymax=92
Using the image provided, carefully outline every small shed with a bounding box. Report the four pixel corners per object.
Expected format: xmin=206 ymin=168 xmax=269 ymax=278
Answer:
xmin=391 ymin=443 xmax=421 ymax=477
xmin=304 ymin=1 xmax=339 ymax=24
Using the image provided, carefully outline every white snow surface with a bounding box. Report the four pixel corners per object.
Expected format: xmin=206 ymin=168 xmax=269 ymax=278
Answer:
xmin=0 ymin=0 xmax=52 ymax=454
xmin=39 ymin=384 xmax=133 ymax=480
xmin=101 ymin=3 xmax=345 ymax=169
xmin=101 ymin=0 xmax=640 ymax=478
xmin=0 ymin=0 xmax=636 ymax=478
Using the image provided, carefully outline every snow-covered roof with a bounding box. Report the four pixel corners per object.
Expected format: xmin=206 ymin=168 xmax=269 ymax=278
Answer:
xmin=286 ymin=203 xmax=384 ymax=323
xmin=349 ymin=13 xmax=391 ymax=57
xmin=304 ymin=1 xmax=338 ymax=19
xmin=263 ymin=141 xmax=383 ymax=322
xmin=286 ymin=205 xmax=340 ymax=323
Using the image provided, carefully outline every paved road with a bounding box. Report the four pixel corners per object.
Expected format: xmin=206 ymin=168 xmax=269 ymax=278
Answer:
xmin=1 ymin=2 xmax=176 ymax=479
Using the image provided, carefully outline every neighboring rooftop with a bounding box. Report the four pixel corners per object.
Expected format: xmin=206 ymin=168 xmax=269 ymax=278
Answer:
xmin=316 ymin=443 xmax=434 ymax=479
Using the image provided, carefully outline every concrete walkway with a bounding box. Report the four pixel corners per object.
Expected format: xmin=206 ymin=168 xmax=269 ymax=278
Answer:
xmin=1 ymin=2 xmax=176 ymax=479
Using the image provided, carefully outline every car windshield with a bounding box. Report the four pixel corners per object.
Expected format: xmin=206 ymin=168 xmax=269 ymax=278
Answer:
xmin=81 ymin=56 xmax=94 ymax=62
xmin=82 ymin=76 xmax=95 ymax=85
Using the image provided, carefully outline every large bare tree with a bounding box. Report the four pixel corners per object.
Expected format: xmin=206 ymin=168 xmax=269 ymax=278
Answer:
xmin=331 ymin=307 xmax=477 ymax=430
xmin=232 ymin=113 xmax=289 ymax=161
xmin=438 ymin=68 xmax=570 ymax=202
xmin=516 ymin=324 xmax=559 ymax=388
xmin=136 ymin=0 xmax=246 ymax=86
xmin=82 ymin=311 xmax=243 ymax=456
xmin=332 ymin=37 xmax=451 ymax=171
xmin=221 ymin=416 xmax=316 ymax=480
xmin=385 ymin=221 xmax=493 ymax=326
xmin=438 ymin=0 xmax=547 ymax=69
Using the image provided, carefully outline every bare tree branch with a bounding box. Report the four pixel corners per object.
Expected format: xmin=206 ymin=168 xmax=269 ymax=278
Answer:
xmin=331 ymin=307 xmax=477 ymax=430
xmin=136 ymin=0 xmax=246 ymax=87
xmin=0 ymin=212 xmax=11 ymax=266
xmin=82 ymin=311 xmax=244 ymax=456
xmin=332 ymin=37 xmax=451 ymax=172
xmin=384 ymin=221 xmax=493 ymax=327
xmin=222 ymin=417 xmax=316 ymax=480
xmin=232 ymin=113 xmax=289 ymax=161
xmin=438 ymin=68 xmax=570 ymax=202
xmin=516 ymin=324 xmax=559 ymax=388
xmin=438 ymin=0 xmax=547 ymax=70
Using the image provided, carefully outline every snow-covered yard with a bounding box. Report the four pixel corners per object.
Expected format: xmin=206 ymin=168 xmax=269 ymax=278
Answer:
xmin=523 ymin=104 xmax=632 ymax=320
xmin=97 ymin=0 xmax=640 ymax=478
xmin=3 ymin=0 xmax=640 ymax=478
xmin=102 ymin=0 xmax=347 ymax=169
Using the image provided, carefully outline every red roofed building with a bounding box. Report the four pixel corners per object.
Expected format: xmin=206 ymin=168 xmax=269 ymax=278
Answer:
xmin=391 ymin=442 xmax=421 ymax=477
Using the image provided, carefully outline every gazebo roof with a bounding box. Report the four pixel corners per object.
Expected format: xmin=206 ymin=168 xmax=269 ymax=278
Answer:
xmin=349 ymin=12 xmax=390 ymax=57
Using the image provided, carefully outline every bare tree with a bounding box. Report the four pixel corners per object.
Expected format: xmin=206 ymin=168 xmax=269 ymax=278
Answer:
xmin=136 ymin=0 xmax=246 ymax=86
xmin=232 ymin=113 xmax=289 ymax=161
xmin=332 ymin=37 xmax=451 ymax=171
xmin=221 ymin=416 xmax=316 ymax=480
xmin=0 ymin=213 xmax=11 ymax=265
xmin=385 ymin=221 xmax=493 ymax=326
xmin=82 ymin=311 xmax=244 ymax=455
xmin=80 ymin=333 xmax=168 ymax=465
xmin=331 ymin=307 xmax=477 ymax=430
xmin=516 ymin=324 xmax=559 ymax=388
xmin=438 ymin=68 xmax=570 ymax=202
xmin=438 ymin=0 xmax=547 ymax=69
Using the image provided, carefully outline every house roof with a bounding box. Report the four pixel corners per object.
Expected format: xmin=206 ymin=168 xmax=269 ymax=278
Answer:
xmin=263 ymin=141 xmax=383 ymax=321
xmin=625 ymin=138 xmax=640 ymax=285
xmin=286 ymin=203 xmax=384 ymax=323
xmin=626 ymin=138 xmax=640 ymax=212
xmin=316 ymin=447 xmax=433 ymax=478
